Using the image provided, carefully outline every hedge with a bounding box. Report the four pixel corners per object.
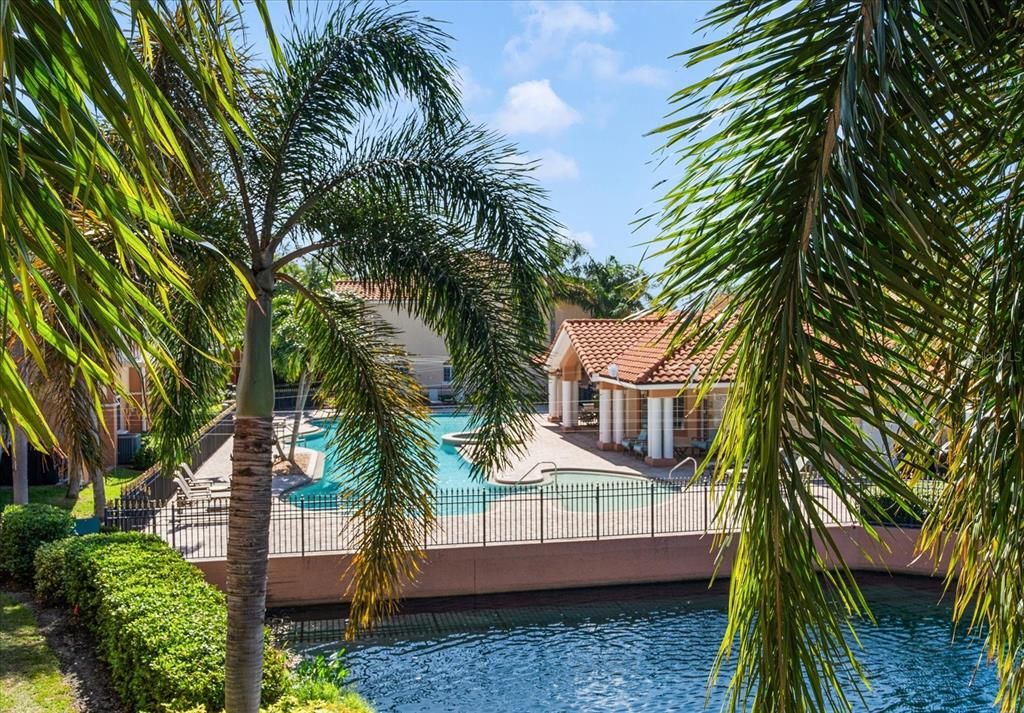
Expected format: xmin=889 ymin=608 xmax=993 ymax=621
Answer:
xmin=859 ymin=481 xmax=942 ymax=526
xmin=33 ymin=532 xmax=290 ymax=712
xmin=0 ymin=503 xmax=74 ymax=584
xmin=170 ymin=696 xmax=373 ymax=713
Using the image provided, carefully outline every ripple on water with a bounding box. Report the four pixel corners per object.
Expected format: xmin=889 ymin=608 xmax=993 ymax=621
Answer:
xmin=293 ymin=579 xmax=998 ymax=713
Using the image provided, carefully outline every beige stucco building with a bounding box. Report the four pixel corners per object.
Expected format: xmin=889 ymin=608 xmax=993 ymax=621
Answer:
xmin=336 ymin=281 xmax=591 ymax=400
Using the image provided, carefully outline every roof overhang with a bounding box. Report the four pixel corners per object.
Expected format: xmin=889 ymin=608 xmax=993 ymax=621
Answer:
xmin=544 ymin=328 xmax=575 ymax=372
xmin=589 ymin=375 xmax=733 ymax=391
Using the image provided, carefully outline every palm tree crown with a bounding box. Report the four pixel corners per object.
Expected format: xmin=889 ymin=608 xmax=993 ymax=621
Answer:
xmin=144 ymin=5 xmax=559 ymax=710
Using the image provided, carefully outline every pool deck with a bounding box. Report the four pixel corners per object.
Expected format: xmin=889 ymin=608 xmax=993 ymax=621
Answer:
xmin=192 ymin=413 xmax=690 ymax=485
xmin=490 ymin=416 xmax=686 ymax=482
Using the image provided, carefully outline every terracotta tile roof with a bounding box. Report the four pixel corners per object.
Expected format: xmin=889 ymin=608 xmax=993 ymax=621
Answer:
xmin=552 ymin=311 xmax=737 ymax=385
xmin=559 ymin=318 xmax=662 ymax=375
xmin=334 ymin=280 xmax=392 ymax=301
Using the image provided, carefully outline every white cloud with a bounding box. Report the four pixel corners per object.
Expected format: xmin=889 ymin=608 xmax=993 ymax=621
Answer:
xmin=558 ymin=227 xmax=595 ymax=248
xmin=520 ymin=149 xmax=579 ymax=181
xmin=455 ymin=66 xmax=489 ymax=104
xmin=504 ymin=1 xmax=615 ymax=73
xmin=493 ymin=80 xmax=580 ymax=135
xmin=569 ymin=42 xmax=669 ymax=86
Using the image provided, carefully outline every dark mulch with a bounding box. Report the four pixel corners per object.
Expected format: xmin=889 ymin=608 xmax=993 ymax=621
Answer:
xmin=2 ymin=588 xmax=129 ymax=713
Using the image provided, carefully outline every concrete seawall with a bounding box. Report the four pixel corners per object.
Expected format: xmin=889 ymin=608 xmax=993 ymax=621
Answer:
xmin=194 ymin=526 xmax=950 ymax=607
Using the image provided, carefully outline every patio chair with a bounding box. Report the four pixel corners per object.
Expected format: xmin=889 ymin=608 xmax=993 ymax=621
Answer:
xmin=172 ymin=474 xmax=227 ymax=506
xmin=178 ymin=463 xmax=231 ymax=494
xmin=622 ymin=430 xmax=647 ymax=458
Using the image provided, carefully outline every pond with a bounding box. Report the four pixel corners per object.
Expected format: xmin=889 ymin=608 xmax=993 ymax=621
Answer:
xmin=286 ymin=576 xmax=996 ymax=712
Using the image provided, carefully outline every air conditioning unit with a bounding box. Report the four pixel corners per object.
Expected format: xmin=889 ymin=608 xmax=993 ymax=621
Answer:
xmin=116 ymin=432 xmax=142 ymax=465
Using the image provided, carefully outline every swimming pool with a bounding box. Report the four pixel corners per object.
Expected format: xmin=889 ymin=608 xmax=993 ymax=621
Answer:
xmin=291 ymin=577 xmax=998 ymax=712
xmin=289 ymin=414 xmax=478 ymax=498
xmin=286 ymin=415 xmax=661 ymax=507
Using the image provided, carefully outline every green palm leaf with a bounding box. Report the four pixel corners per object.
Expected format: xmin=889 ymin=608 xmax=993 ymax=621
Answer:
xmin=651 ymin=1 xmax=1022 ymax=710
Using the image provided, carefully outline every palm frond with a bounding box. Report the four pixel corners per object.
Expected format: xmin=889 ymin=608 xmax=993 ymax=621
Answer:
xmin=257 ymin=1 xmax=463 ymax=245
xmin=305 ymin=188 xmax=553 ymax=474
xmin=294 ymin=292 xmax=434 ymax=635
xmin=650 ymin=1 xmax=1016 ymax=710
xmin=147 ymin=240 xmax=243 ymax=477
xmin=1 ymin=0 xmax=268 ymax=446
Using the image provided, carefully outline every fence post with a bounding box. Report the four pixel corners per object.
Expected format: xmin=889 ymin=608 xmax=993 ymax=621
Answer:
xmin=170 ymin=502 xmax=177 ymax=551
xmin=650 ymin=482 xmax=655 ymax=537
xmin=705 ymin=486 xmax=710 ymax=533
xmin=482 ymin=489 xmax=487 ymax=546
xmin=300 ymin=498 xmax=306 ymax=556
xmin=595 ymin=485 xmax=600 ymax=541
xmin=539 ymin=488 xmax=544 ymax=544
xmin=150 ymin=500 xmax=157 ymax=536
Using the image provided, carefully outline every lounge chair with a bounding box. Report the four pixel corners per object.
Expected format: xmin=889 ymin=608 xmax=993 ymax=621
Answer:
xmin=172 ymin=474 xmax=227 ymax=506
xmin=178 ymin=463 xmax=231 ymax=494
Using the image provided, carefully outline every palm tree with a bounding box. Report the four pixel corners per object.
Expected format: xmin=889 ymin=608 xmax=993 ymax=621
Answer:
xmin=270 ymin=288 xmax=314 ymax=465
xmin=2 ymin=1 xmax=270 ymax=496
xmin=651 ymin=2 xmax=1023 ymax=711
xmin=143 ymin=5 xmax=558 ymax=710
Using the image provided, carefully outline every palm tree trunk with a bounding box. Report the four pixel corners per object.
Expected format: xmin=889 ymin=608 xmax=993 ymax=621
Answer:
xmin=89 ymin=408 xmax=105 ymax=521
xmin=12 ymin=340 xmax=30 ymax=505
xmin=287 ymin=370 xmax=310 ymax=463
xmin=225 ymin=283 xmax=276 ymax=713
xmin=91 ymin=467 xmax=106 ymax=521
xmin=12 ymin=427 xmax=29 ymax=505
xmin=65 ymin=468 xmax=82 ymax=498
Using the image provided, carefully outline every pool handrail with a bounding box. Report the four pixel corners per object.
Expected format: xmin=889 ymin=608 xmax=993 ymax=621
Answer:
xmin=512 ymin=460 xmax=557 ymax=485
xmin=668 ymin=457 xmax=699 ymax=481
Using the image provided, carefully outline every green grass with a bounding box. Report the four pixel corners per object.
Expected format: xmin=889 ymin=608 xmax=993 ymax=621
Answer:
xmin=0 ymin=467 xmax=140 ymax=518
xmin=0 ymin=592 xmax=77 ymax=713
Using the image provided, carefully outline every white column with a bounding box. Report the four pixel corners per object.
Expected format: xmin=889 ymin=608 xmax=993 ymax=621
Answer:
xmin=570 ymin=380 xmax=579 ymax=425
xmin=647 ymin=396 xmax=663 ymax=460
xmin=548 ymin=375 xmax=558 ymax=420
xmin=612 ymin=390 xmax=625 ymax=445
xmin=598 ymin=388 xmax=612 ymax=443
xmin=663 ymin=397 xmax=675 ymax=461
xmin=562 ymin=378 xmax=575 ymax=426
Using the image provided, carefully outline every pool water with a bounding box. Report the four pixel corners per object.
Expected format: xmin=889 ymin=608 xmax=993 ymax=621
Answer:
xmin=290 ymin=414 xmax=478 ymax=498
xmin=291 ymin=578 xmax=998 ymax=712
xmin=287 ymin=415 xmax=661 ymax=506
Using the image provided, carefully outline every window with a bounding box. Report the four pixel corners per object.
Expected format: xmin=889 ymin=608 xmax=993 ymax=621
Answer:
xmin=704 ymin=392 xmax=728 ymax=441
xmin=442 ymin=364 xmax=454 ymax=384
xmin=673 ymin=396 xmax=687 ymax=429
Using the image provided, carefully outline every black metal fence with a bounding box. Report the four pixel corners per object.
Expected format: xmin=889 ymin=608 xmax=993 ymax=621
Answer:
xmin=105 ymin=480 xmax=858 ymax=560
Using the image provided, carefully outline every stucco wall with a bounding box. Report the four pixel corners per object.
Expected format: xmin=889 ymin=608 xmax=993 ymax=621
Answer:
xmin=549 ymin=301 xmax=592 ymax=341
xmin=194 ymin=526 xmax=949 ymax=608
xmin=368 ymin=302 xmax=451 ymax=391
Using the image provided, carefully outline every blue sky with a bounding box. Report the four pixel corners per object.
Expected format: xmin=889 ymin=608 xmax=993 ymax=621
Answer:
xmin=245 ymin=1 xmax=720 ymax=272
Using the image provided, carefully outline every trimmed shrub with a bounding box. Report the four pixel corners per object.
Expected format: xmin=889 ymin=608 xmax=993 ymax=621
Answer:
xmin=34 ymin=538 xmax=75 ymax=604
xmin=0 ymin=503 xmax=74 ymax=583
xmin=132 ymin=433 xmax=158 ymax=470
xmin=36 ymin=532 xmax=289 ymax=711
xmin=262 ymin=693 xmax=374 ymax=713
xmin=168 ymin=695 xmax=372 ymax=713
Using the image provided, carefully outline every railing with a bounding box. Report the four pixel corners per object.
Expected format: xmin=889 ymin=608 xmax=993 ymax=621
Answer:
xmin=105 ymin=480 xmax=858 ymax=561
xmin=509 ymin=460 xmax=556 ymax=484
